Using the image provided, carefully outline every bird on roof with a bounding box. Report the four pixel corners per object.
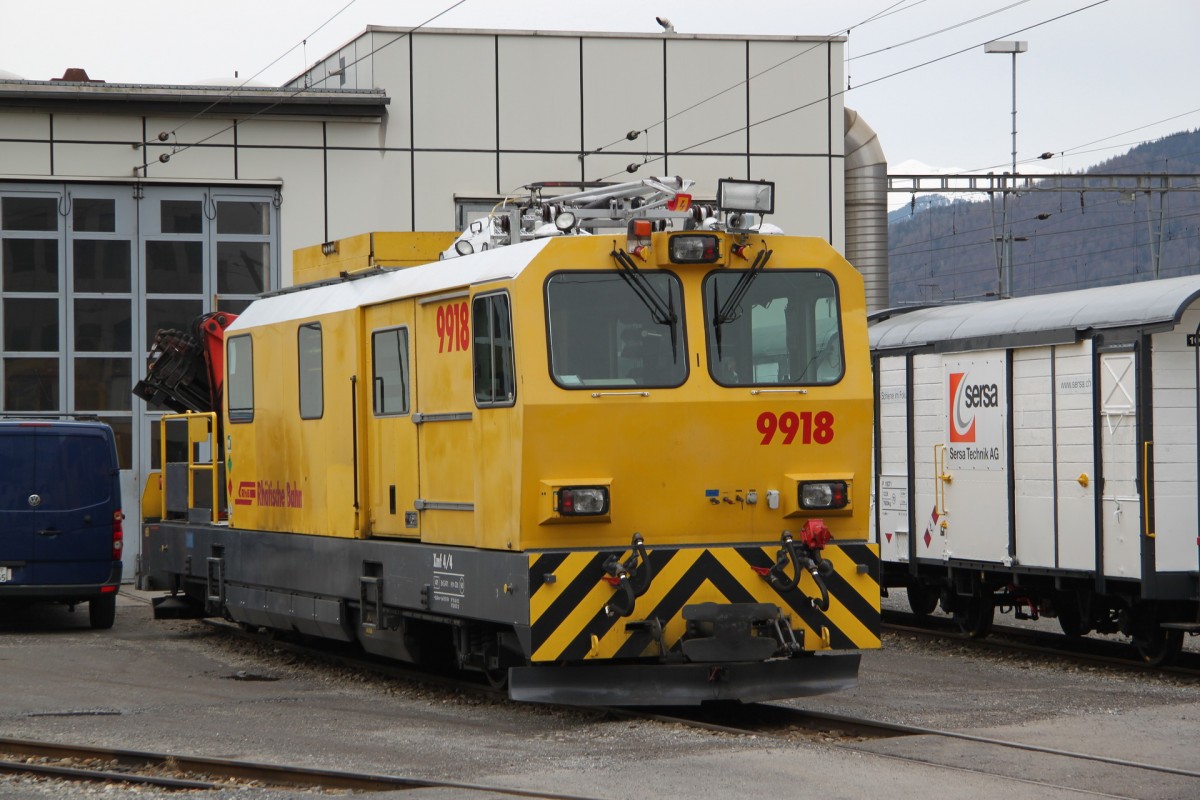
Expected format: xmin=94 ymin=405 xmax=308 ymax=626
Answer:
xmin=655 ymin=16 xmax=675 ymax=34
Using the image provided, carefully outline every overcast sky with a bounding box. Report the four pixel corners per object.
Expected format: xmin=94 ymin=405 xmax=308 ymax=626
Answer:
xmin=2 ymin=0 xmax=1196 ymax=184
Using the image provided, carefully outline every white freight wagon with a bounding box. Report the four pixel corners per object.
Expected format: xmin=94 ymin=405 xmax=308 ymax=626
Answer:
xmin=870 ymin=276 xmax=1200 ymax=664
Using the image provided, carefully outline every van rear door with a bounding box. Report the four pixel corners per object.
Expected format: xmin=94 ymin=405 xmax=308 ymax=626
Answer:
xmin=0 ymin=424 xmax=116 ymax=586
xmin=0 ymin=429 xmax=39 ymax=583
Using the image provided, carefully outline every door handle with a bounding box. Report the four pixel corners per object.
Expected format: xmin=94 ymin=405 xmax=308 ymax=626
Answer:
xmin=37 ymin=528 xmax=61 ymax=537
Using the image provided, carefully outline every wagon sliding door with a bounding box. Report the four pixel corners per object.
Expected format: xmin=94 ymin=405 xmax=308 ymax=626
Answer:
xmin=1098 ymin=348 xmax=1142 ymax=580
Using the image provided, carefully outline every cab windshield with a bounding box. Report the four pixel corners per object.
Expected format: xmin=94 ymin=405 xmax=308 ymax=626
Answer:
xmin=704 ymin=269 xmax=843 ymax=386
xmin=545 ymin=271 xmax=687 ymax=388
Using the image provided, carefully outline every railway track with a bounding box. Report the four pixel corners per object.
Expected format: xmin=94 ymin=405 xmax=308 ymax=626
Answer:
xmin=637 ymin=704 xmax=1200 ymax=800
xmin=881 ymin=610 xmax=1200 ymax=680
xmin=205 ymin=614 xmax=1200 ymax=795
xmin=0 ymin=736 xmax=603 ymax=798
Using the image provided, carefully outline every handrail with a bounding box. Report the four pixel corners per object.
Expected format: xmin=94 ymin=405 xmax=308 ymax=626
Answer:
xmin=159 ymin=411 xmax=222 ymax=524
xmin=934 ymin=443 xmax=951 ymax=518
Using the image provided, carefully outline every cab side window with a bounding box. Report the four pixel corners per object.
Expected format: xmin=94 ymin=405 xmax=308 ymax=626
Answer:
xmin=227 ymin=334 xmax=254 ymax=422
xmin=372 ymin=327 xmax=410 ymax=415
xmin=298 ymin=322 xmax=323 ymax=419
xmin=473 ymin=293 xmax=515 ymax=407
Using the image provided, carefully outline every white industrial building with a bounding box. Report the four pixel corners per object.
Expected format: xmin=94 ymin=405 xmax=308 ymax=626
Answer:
xmin=0 ymin=27 xmax=886 ymax=575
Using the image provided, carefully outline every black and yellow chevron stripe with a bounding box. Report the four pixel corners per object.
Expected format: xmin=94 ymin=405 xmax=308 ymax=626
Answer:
xmin=527 ymin=543 xmax=880 ymax=663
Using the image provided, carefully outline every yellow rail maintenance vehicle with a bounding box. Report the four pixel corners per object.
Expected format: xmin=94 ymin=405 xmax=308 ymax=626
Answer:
xmin=136 ymin=177 xmax=880 ymax=705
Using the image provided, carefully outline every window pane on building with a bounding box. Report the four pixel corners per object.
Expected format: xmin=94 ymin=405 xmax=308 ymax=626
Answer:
xmin=146 ymin=240 xmax=203 ymax=293
xmin=73 ymin=198 xmax=116 ymax=232
xmin=1 ymin=197 xmax=58 ymax=231
xmin=145 ymin=299 xmax=203 ymax=350
xmin=73 ymin=239 xmax=131 ymax=293
xmin=74 ymin=299 xmax=132 ymax=352
xmin=217 ymin=201 xmax=269 ymax=235
xmin=161 ymin=200 xmax=203 ymax=234
xmin=4 ymin=297 xmax=58 ymax=351
xmin=4 ymin=357 xmax=58 ymax=410
xmin=217 ymin=242 xmax=268 ymax=294
xmin=2 ymin=239 xmax=58 ymax=292
xmin=98 ymin=415 xmax=132 ymax=469
xmin=217 ymin=297 xmax=253 ymax=315
xmin=74 ymin=357 xmax=132 ymax=410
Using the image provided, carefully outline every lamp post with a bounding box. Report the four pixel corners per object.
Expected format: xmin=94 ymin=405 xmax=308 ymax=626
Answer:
xmin=985 ymin=40 xmax=1027 ymax=298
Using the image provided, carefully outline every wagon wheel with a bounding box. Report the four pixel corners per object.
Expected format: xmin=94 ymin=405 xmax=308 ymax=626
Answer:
xmin=1133 ymin=626 xmax=1184 ymax=666
xmin=953 ymin=591 xmax=994 ymax=639
xmin=906 ymin=583 xmax=939 ymax=617
xmin=484 ymin=667 xmax=510 ymax=691
xmin=1054 ymin=593 xmax=1090 ymax=637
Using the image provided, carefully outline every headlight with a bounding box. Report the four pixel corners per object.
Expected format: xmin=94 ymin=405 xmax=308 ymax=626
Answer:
xmin=555 ymin=486 xmax=610 ymax=516
xmin=717 ymin=178 xmax=775 ymax=214
xmin=668 ymin=234 xmax=719 ymax=264
xmin=799 ymin=481 xmax=848 ymax=510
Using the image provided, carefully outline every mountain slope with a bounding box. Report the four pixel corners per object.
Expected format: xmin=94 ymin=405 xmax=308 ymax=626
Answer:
xmin=886 ymin=129 xmax=1200 ymax=304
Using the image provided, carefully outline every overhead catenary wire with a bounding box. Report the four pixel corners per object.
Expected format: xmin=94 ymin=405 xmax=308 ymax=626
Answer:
xmin=143 ymin=0 xmax=469 ymax=166
xmin=595 ymin=0 xmax=1114 ymax=181
xmin=584 ymin=0 xmax=1037 ymax=167
xmin=156 ymin=0 xmax=364 ymax=143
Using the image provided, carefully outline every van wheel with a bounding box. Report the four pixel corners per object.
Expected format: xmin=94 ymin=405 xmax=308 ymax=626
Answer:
xmin=89 ymin=595 xmax=117 ymax=629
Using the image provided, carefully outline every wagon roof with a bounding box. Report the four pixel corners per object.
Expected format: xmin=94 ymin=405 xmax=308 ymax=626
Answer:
xmin=230 ymin=237 xmax=552 ymax=330
xmin=869 ymin=274 xmax=1200 ymax=352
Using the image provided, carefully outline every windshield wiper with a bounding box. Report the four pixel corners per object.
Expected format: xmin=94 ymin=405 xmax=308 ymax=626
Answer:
xmin=611 ymin=247 xmax=679 ymax=361
xmin=712 ymin=247 xmax=771 ymax=360
xmin=713 ymin=247 xmax=772 ymax=328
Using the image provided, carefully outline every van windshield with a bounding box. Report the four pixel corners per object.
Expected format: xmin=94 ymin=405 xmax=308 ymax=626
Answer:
xmin=545 ymin=271 xmax=687 ymax=388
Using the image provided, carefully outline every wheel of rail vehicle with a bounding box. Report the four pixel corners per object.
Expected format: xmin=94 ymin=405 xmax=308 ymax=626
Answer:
xmin=484 ymin=667 xmax=510 ymax=691
xmin=89 ymin=594 xmax=116 ymax=630
xmin=953 ymin=591 xmax=994 ymax=639
xmin=1054 ymin=592 xmax=1091 ymax=637
xmin=1133 ymin=625 xmax=1184 ymax=666
xmin=906 ymin=582 xmax=940 ymax=617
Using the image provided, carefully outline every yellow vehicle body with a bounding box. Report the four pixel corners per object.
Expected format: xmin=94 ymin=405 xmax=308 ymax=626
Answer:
xmin=228 ymin=232 xmax=872 ymax=551
xmin=143 ymin=183 xmax=878 ymax=705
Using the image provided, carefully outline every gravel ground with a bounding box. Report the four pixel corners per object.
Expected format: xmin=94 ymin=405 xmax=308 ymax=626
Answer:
xmin=0 ymin=590 xmax=1197 ymax=799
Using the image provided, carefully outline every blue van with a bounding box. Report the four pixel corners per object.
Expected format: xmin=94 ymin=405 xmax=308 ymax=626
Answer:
xmin=0 ymin=419 xmax=123 ymax=628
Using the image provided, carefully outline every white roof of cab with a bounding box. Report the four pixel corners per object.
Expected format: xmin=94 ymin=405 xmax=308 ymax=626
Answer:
xmin=870 ymin=275 xmax=1200 ymax=351
xmin=229 ymin=237 xmax=551 ymax=330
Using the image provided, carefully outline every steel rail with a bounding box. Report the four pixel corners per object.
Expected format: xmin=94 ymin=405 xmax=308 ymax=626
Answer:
xmin=881 ymin=615 xmax=1200 ymax=680
xmin=0 ymin=737 xmax=603 ymax=799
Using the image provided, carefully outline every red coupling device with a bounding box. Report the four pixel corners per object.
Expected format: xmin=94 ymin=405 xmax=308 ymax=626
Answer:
xmin=798 ymin=519 xmax=831 ymax=550
xmin=631 ymin=244 xmax=649 ymax=261
xmin=731 ymin=243 xmax=751 ymax=260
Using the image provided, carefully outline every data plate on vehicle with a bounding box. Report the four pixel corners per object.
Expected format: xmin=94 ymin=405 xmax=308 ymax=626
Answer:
xmin=0 ymin=567 xmax=11 ymax=583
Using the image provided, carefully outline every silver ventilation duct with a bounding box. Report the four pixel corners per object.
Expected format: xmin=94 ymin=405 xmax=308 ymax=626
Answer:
xmin=844 ymin=107 xmax=889 ymax=313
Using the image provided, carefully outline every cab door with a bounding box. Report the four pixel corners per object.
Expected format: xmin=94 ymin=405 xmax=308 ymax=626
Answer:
xmin=414 ymin=292 xmax=477 ymax=546
xmin=363 ymin=304 xmax=420 ymax=537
